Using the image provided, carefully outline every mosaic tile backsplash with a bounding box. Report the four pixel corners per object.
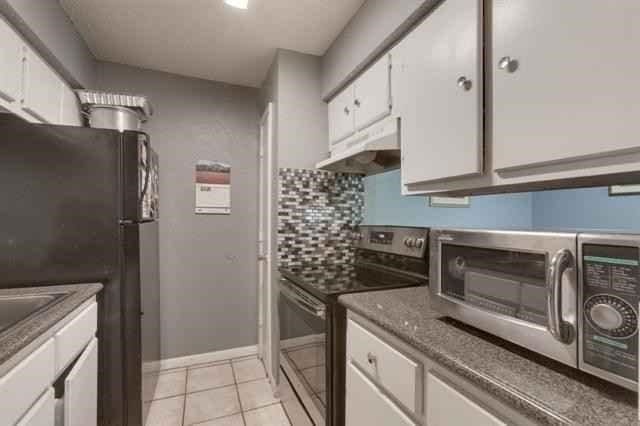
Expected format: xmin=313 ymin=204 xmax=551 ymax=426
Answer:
xmin=278 ymin=168 xmax=364 ymax=268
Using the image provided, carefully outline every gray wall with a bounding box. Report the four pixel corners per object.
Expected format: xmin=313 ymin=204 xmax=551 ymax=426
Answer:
xmin=96 ymin=62 xmax=260 ymax=359
xmin=260 ymin=49 xmax=328 ymax=170
xmin=0 ymin=0 xmax=96 ymax=87
xmin=276 ymin=50 xmax=328 ymax=170
xmin=321 ymin=0 xmax=439 ymax=99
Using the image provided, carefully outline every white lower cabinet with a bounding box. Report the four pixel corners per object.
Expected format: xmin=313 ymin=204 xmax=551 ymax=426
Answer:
xmin=345 ymin=312 xmax=532 ymax=426
xmin=62 ymin=337 xmax=98 ymax=426
xmin=0 ymin=300 xmax=98 ymax=426
xmin=16 ymin=388 xmax=55 ymax=426
xmin=346 ymin=362 xmax=415 ymax=426
xmin=426 ymin=372 xmax=505 ymax=426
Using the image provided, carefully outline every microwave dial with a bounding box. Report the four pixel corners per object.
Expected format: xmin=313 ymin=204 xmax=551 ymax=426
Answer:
xmin=585 ymin=295 xmax=638 ymax=339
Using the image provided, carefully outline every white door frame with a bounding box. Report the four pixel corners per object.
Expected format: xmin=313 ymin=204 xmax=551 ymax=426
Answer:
xmin=257 ymin=102 xmax=277 ymax=388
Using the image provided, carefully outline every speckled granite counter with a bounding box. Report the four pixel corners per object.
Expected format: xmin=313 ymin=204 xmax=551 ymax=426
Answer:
xmin=0 ymin=283 xmax=102 ymax=370
xmin=339 ymin=287 xmax=638 ymax=426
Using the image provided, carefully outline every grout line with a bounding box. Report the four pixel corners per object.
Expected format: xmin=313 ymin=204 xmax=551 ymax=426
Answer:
xmin=181 ymin=365 xmax=188 ymax=426
xmin=232 ymin=362 xmax=247 ymax=426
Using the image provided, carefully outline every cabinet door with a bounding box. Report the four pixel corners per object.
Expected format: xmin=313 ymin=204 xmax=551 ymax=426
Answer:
xmin=399 ymin=0 xmax=483 ymax=186
xmin=60 ymin=84 xmax=82 ymax=126
xmin=426 ymin=372 xmax=505 ymax=426
xmin=346 ymin=362 xmax=415 ymax=426
xmin=0 ymin=17 xmax=24 ymax=103
xmin=22 ymin=47 xmax=63 ymax=123
xmin=354 ymin=54 xmax=391 ymax=130
xmin=493 ymin=1 xmax=640 ymax=172
xmin=16 ymin=388 xmax=55 ymax=426
xmin=64 ymin=338 xmax=98 ymax=426
xmin=328 ymin=85 xmax=355 ymax=145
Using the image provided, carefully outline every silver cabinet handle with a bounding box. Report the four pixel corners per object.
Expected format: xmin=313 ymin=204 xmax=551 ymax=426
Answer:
xmin=354 ymin=99 xmax=361 ymax=107
xmin=367 ymin=352 xmax=377 ymax=365
xmin=344 ymin=106 xmax=350 ymax=115
xmin=546 ymin=249 xmax=575 ymax=344
xmin=498 ymin=56 xmax=519 ymax=73
xmin=456 ymin=76 xmax=472 ymax=91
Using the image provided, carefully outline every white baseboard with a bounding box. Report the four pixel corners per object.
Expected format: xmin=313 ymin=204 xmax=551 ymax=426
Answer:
xmin=280 ymin=334 xmax=324 ymax=350
xmin=157 ymin=345 xmax=258 ymax=371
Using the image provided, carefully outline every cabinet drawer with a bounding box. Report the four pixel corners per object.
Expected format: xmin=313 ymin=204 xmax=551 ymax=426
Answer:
xmin=0 ymin=338 xmax=55 ymax=425
xmin=347 ymin=319 xmax=422 ymax=414
xmin=16 ymin=387 xmax=55 ymax=426
xmin=426 ymin=372 xmax=505 ymax=426
xmin=346 ymin=362 xmax=415 ymax=426
xmin=55 ymin=302 xmax=97 ymax=374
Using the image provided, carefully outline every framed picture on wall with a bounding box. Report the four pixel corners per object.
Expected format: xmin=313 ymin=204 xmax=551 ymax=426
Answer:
xmin=609 ymin=185 xmax=640 ymax=196
xmin=429 ymin=196 xmax=471 ymax=208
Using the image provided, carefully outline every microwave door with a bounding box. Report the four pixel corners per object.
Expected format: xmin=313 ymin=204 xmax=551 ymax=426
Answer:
xmin=430 ymin=229 xmax=579 ymax=367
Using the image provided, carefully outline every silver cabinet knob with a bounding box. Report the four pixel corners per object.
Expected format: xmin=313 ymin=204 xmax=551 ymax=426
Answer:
xmin=457 ymin=76 xmax=472 ymax=91
xmin=344 ymin=106 xmax=350 ymax=115
xmin=354 ymin=99 xmax=361 ymax=107
xmin=498 ymin=56 xmax=519 ymax=73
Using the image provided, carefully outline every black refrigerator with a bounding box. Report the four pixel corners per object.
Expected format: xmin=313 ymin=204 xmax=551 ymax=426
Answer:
xmin=0 ymin=113 xmax=161 ymax=426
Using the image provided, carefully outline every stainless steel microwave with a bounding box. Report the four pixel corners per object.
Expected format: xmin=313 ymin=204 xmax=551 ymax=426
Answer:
xmin=430 ymin=229 xmax=640 ymax=391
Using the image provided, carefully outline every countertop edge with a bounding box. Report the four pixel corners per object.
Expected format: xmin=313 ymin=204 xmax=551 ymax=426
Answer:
xmin=0 ymin=283 xmax=103 ymax=371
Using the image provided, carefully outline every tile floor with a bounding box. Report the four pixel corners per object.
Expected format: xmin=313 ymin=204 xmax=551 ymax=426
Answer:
xmin=144 ymin=355 xmax=304 ymax=426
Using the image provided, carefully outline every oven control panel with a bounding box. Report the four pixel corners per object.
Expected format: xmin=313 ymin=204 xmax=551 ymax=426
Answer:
xmin=580 ymin=239 xmax=639 ymax=387
xmin=357 ymin=226 xmax=429 ymax=258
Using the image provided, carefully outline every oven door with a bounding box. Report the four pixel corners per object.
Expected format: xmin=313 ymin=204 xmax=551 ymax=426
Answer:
xmin=278 ymin=278 xmax=327 ymax=424
xmin=430 ymin=229 xmax=579 ymax=367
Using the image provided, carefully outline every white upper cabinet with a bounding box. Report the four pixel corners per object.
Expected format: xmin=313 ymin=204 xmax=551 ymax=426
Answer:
xmin=328 ymin=85 xmax=355 ymax=145
xmin=398 ymin=0 xmax=483 ymax=186
xmin=22 ymin=46 xmax=64 ymax=123
xmin=493 ymin=0 xmax=640 ymax=172
xmin=327 ymin=54 xmax=393 ymax=150
xmin=353 ymin=54 xmax=392 ymax=131
xmin=0 ymin=17 xmax=24 ymax=104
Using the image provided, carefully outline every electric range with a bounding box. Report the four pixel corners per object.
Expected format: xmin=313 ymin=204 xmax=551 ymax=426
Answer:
xmin=278 ymin=226 xmax=429 ymax=426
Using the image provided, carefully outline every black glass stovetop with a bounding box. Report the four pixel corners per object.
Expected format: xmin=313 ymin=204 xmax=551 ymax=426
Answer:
xmin=280 ymin=261 xmax=427 ymax=303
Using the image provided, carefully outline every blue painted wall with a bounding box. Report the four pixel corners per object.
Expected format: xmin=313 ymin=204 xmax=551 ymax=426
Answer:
xmin=364 ymin=170 xmax=640 ymax=232
xmin=363 ymin=170 xmax=534 ymax=229
xmin=532 ymin=187 xmax=640 ymax=231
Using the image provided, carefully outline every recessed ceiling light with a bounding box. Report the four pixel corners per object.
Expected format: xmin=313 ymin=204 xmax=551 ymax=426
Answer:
xmin=225 ymin=0 xmax=248 ymax=9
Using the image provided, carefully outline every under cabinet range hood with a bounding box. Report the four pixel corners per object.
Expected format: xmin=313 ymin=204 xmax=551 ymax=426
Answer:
xmin=316 ymin=116 xmax=400 ymax=175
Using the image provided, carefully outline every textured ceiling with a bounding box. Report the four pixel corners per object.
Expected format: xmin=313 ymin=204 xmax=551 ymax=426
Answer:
xmin=60 ymin=0 xmax=365 ymax=88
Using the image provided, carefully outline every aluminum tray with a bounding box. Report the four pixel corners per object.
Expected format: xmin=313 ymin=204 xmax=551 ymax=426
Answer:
xmin=76 ymin=90 xmax=153 ymax=118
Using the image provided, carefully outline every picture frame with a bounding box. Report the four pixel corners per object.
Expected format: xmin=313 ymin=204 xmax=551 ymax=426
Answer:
xmin=609 ymin=185 xmax=640 ymax=196
xmin=429 ymin=196 xmax=471 ymax=208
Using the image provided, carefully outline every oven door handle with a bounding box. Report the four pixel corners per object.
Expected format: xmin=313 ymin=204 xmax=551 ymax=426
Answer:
xmin=279 ymin=279 xmax=326 ymax=320
xmin=546 ymin=249 xmax=575 ymax=344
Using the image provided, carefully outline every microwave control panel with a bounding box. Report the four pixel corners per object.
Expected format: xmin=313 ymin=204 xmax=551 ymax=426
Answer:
xmin=581 ymin=243 xmax=639 ymax=381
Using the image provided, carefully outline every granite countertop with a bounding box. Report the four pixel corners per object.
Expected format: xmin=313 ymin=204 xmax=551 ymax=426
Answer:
xmin=0 ymin=283 xmax=103 ymax=369
xmin=339 ymin=287 xmax=638 ymax=426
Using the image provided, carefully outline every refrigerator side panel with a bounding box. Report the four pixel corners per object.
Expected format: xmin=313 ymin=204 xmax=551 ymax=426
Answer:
xmin=121 ymin=223 xmax=143 ymax=426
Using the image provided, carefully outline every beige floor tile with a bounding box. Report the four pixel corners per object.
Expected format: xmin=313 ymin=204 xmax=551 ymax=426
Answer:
xmin=191 ymin=413 xmax=245 ymax=426
xmin=188 ymin=364 xmax=235 ymax=393
xmin=144 ymin=395 xmax=184 ymax=426
xmin=184 ymin=385 xmax=241 ymax=425
xmin=237 ymin=379 xmax=279 ymax=411
xmin=287 ymin=346 xmax=325 ymax=370
xmin=300 ymin=366 xmax=325 ymax=393
xmin=151 ymin=370 xmax=187 ymax=400
xmin=232 ymin=358 xmax=266 ymax=383
xmin=244 ymin=404 xmax=291 ymax=426
xmin=281 ymin=398 xmax=313 ymax=426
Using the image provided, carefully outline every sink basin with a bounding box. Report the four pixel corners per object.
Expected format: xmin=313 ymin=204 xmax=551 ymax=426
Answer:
xmin=0 ymin=293 xmax=67 ymax=334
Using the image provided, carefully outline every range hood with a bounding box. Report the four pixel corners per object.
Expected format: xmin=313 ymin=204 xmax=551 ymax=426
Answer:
xmin=316 ymin=116 xmax=400 ymax=175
